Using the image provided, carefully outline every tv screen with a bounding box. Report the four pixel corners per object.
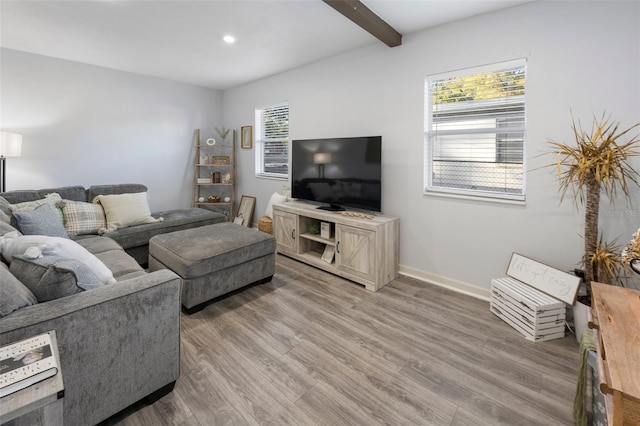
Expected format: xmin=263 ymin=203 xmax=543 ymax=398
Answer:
xmin=291 ymin=136 xmax=382 ymax=212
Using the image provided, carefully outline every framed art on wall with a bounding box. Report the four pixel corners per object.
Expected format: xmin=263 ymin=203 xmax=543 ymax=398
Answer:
xmin=241 ymin=126 xmax=253 ymax=149
xmin=235 ymin=195 xmax=256 ymax=227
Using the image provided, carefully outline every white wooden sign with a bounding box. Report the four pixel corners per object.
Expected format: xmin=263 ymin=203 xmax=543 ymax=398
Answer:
xmin=506 ymin=252 xmax=581 ymax=305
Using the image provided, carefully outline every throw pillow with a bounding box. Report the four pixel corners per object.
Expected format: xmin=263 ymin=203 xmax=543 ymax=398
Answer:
xmin=0 ymin=263 xmax=37 ymax=317
xmin=12 ymin=204 xmax=70 ymax=238
xmin=10 ymin=255 xmax=107 ymax=303
xmin=94 ymin=192 xmax=163 ymax=234
xmin=0 ymin=233 xmax=51 ymax=263
xmin=9 ymin=193 xmax=64 ymax=224
xmin=0 ymin=235 xmax=116 ymax=284
xmin=0 ymin=196 xmax=11 ymax=224
xmin=58 ymin=200 xmax=106 ymax=236
xmin=0 ymin=221 xmax=21 ymax=238
xmin=265 ymin=192 xmax=287 ymax=218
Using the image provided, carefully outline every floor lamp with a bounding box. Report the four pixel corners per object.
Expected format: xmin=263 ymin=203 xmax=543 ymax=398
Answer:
xmin=0 ymin=132 xmax=23 ymax=193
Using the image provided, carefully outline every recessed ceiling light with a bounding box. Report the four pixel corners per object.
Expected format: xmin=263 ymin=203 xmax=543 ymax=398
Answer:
xmin=223 ymin=35 xmax=236 ymax=44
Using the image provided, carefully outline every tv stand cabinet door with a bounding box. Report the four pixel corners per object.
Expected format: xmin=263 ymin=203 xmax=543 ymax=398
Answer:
xmin=336 ymin=224 xmax=375 ymax=284
xmin=274 ymin=210 xmax=297 ymax=255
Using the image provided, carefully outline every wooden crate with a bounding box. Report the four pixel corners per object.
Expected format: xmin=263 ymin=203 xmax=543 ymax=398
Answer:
xmin=490 ymin=277 xmax=566 ymax=342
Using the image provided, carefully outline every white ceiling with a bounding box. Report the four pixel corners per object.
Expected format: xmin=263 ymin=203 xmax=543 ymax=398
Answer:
xmin=0 ymin=0 xmax=531 ymax=90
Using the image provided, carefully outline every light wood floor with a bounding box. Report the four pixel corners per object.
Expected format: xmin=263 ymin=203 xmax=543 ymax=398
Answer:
xmin=106 ymin=254 xmax=579 ymax=426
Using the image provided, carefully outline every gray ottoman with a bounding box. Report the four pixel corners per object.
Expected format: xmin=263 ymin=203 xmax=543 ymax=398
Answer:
xmin=148 ymin=222 xmax=276 ymax=314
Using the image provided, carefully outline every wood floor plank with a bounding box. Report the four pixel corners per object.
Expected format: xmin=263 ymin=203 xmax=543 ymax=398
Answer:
xmin=108 ymin=255 xmax=580 ymax=426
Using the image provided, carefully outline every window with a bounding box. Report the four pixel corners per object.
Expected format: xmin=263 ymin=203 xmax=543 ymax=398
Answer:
xmin=255 ymin=103 xmax=289 ymax=178
xmin=424 ymin=59 xmax=526 ymax=201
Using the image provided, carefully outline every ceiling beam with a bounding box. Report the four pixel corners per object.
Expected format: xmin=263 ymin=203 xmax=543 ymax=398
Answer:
xmin=323 ymin=0 xmax=402 ymax=48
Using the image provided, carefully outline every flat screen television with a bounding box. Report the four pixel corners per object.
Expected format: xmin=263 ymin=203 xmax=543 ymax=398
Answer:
xmin=291 ymin=136 xmax=382 ymax=212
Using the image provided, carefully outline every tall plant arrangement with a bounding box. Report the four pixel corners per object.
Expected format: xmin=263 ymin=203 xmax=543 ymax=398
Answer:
xmin=547 ymin=113 xmax=640 ymax=290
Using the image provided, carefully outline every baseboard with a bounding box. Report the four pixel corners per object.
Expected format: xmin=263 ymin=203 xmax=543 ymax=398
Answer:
xmin=399 ymin=265 xmax=491 ymax=301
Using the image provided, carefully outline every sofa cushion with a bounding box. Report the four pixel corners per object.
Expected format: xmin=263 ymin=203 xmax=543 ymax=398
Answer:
xmin=1 ymin=186 xmax=86 ymax=204
xmin=9 ymin=193 xmax=64 ymax=224
xmin=59 ymin=200 xmax=106 ymax=236
xmin=74 ymin=235 xmax=124 ymax=255
xmin=86 ymin=184 xmax=148 ymax=201
xmin=10 ymin=255 xmax=107 ymax=302
xmin=13 ymin=204 xmax=70 ymax=238
xmin=0 ymin=263 xmax=37 ymax=317
xmin=72 ymin=236 xmax=145 ymax=280
xmin=94 ymin=192 xmax=163 ymax=234
xmin=105 ymin=208 xmax=225 ymax=250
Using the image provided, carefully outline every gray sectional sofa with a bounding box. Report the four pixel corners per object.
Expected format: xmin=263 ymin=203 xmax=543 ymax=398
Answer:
xmin=0 ymin=184 xmax=226 ymax=425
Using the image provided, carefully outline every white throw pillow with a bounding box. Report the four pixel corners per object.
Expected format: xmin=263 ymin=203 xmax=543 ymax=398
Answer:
xmin=94 ymin=192 xmax=163 ymax=234
xmin=265 ymin=192 xmax=288 ymax=218
xmin=0 ymin=235 xmax=116 ymax=285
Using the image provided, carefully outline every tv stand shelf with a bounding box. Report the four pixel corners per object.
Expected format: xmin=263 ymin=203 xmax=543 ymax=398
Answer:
xmin=272 ymin=201 xmax=399 ymax=291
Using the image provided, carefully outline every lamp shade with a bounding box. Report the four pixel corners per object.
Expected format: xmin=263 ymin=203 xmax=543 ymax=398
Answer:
xmin=313 ymin=153 xmax=332 ymax=164
xmin=0 ymin=132 xmax=23 ymax=157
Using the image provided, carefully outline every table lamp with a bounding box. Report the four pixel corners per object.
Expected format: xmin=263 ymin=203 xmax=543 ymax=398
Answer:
xmin=0 ymin=132 xmax=23 ymax=193
xmin=313 ymin=152 xmax=331 ymax=178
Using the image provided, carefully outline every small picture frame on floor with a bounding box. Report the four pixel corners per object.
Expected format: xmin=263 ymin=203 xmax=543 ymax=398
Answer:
xmin=236 ymin=195 xmax=256 ymax=227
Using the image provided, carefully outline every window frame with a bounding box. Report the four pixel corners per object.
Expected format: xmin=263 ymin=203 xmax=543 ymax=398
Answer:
xmin=255 ymin=102 xmax=290 ymax=180
xmin=424 ymin=59 xmax=527 ymax=203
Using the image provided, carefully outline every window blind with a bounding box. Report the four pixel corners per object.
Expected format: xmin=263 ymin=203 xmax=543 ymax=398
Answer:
xmin=257 ymin=103 xmax=289 ymax=177
xmin=425 ymin=60 xmax=526 ymax=200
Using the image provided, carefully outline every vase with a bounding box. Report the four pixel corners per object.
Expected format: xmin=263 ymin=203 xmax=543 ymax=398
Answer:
xmin=572 ymin=301 xmax=591 ymax=343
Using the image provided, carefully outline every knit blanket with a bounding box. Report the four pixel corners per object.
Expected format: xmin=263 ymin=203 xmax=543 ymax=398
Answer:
xmin=573 ymin=329 xmax=597 ymax=426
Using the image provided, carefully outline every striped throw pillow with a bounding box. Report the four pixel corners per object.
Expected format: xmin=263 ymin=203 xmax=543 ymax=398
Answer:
xmin=58 ymin=200 xmax=106 ymax=236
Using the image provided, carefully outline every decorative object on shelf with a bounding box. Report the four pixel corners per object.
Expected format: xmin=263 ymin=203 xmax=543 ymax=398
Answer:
xmin=197 ymin=177 xmax=212 ymax=184
xmin=321 ymin=222 xmax=332 ymax=239
xmin=340 ymin=211 xmax=374 ymax=220
xmin=223 ymin=196 xmax=231 ymax=203
xmin=200 ymin=153 xmax=209 ymax=164
xmin=543 ymin=112 xmax=640 ymax=295
xmin=215 ymin=127 xmax=230 ymax=143
xmin=241 ymin=126 xmax=253 ymax=149
xmin=208 ymin=195 xmax=220 ymax=203
xmin=0 ymin=132 xmax=23 ymax=193
xmin=212 ymin=172 xmax=221 ymax=183
xmin=212 ymin=156 xmax=230 ymax=165
xmin=308 ymin=222 xmax=320 ymax=235
xmin=206 ymin=138 xmax=216 ymax=146
xmin=222 ymin=172 xmax=232 ymax=184
xmin=236 ymin=195 xmax=256 ymax=227
xmin=198 ymin=197 xmax=205 ymax=203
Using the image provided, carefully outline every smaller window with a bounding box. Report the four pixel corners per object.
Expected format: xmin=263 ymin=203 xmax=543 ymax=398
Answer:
xmin=255 ymin=103 xmax=289 ymax=178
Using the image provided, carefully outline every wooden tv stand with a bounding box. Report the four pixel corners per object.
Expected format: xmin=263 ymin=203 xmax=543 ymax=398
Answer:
xmin=272 ymin=201 xmax=399 ymax=291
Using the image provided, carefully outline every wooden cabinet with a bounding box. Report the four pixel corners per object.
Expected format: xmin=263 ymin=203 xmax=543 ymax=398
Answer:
xmin=590 ymin=282 xmax=640 ymax=426
xmin=192 ymin=128 xmax=236 ymax=221
xmin=273 ymin=210 xmax=297 ymax=255
xmin=272 ymin=201 xmax=399 ymax=291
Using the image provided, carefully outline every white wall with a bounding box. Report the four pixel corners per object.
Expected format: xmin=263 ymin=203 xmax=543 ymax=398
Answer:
xmin=223 ymin=1 xmax=640 ymax=295
xmin=0 ymin=48 xmax=223 ymax=211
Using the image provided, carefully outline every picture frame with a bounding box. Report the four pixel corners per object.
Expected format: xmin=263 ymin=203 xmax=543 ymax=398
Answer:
xmin=235 ymin=195 xmax=256 ymax=227
xmin=212 ymin=156 xmax=230 ymax=165
xmin=241 ymin=126 xmax=253 ymax=149
xmin=321 ymin=245 xmax=335 ymax=264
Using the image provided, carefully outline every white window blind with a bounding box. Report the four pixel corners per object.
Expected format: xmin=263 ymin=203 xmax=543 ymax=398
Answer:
xmin=425 ymin=60 xmax=526 ymax=201
xmin=255 ymin=103 xmax=289 ymax=178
